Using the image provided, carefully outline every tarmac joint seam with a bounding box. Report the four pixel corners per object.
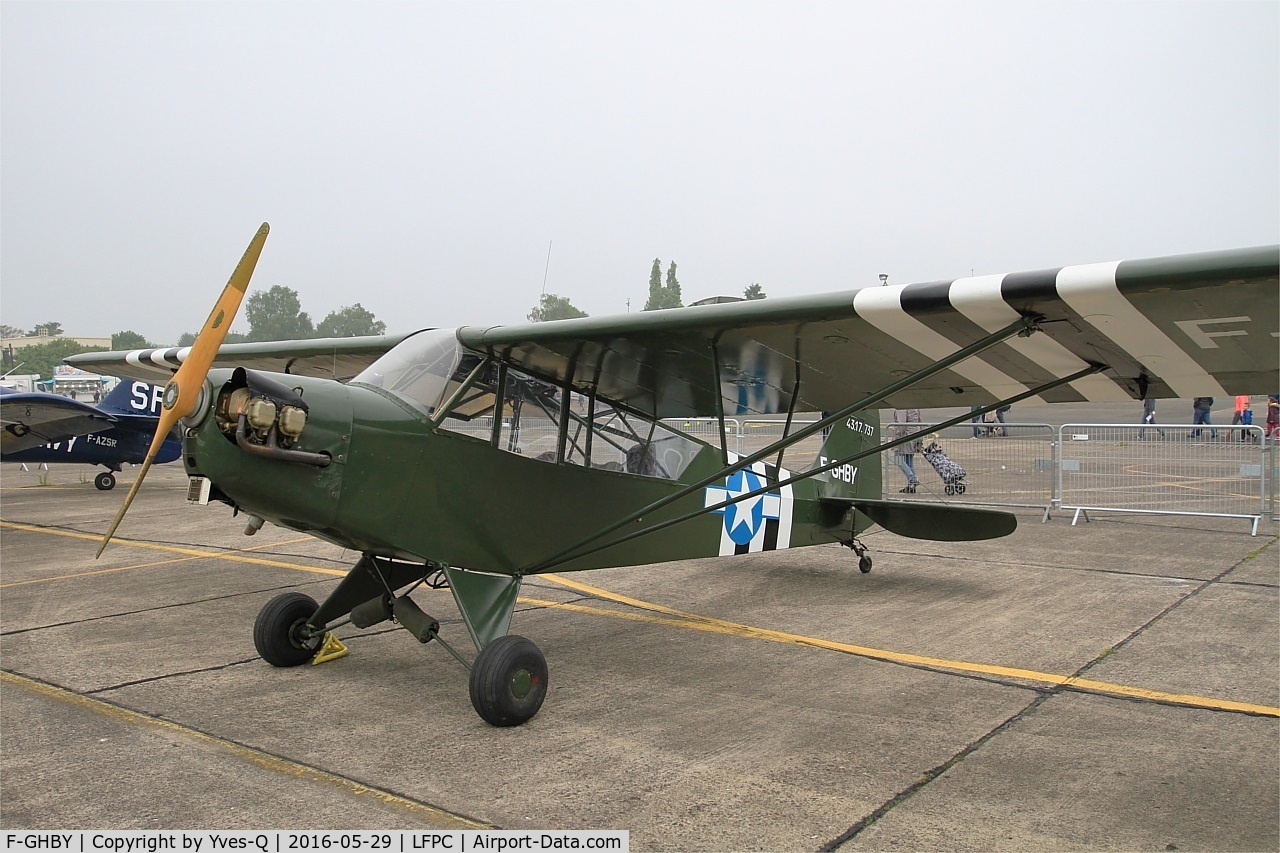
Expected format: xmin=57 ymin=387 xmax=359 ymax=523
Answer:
xmin=537 ymin=575 xmax=1280 ymax=719
xmin=0 ymin=669 xmax=491 ymax=830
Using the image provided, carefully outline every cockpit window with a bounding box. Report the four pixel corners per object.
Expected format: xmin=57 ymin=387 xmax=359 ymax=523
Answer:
xmin=351 ymin=329 xmax=463 ymax=415
xmin=494 ymin=370 xmax=701 ymax=480
xmin=354 ymin=332 xmax=701 ymax=481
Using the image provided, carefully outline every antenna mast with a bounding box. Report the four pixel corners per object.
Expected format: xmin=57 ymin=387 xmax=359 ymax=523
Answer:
xmin=540 ymin=240 xmax=553 ymax=297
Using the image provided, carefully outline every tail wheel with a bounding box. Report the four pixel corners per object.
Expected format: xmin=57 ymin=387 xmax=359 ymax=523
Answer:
xmin=94 ymin=472 xmax=116 ymax=491
xmin=469 ymin=635 xmax=548 ymax=727
xmin=254 ymin=592 xmax=322 ymax=667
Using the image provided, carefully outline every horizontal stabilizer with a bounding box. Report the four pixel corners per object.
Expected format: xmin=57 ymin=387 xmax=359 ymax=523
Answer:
xmin=827 ymin=497 xmax=1018 ymax=541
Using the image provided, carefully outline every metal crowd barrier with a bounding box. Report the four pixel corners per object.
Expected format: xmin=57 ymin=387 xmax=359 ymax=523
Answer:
xmin=665 ymin=418 xmax=821 ymax=471
xmin=879 ymin=422 xmax=1059 ymax=511
xmin=1055 ymin=424 xmax=1270 ymax=535
xmin=665 ymin=417 xmax=740 ymax=448
xmin=738 ymin=419 xmax=825 ymax=471
xmin=671 ymin=417 xmax=1276 ymax=534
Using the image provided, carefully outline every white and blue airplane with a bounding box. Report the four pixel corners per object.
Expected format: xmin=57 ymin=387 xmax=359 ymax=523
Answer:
xmin=1 ymin=380 xmax=180 ymax=490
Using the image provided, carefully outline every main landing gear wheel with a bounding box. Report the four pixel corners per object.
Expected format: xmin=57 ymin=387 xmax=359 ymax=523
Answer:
xmin=254 ymin=592 xmax=323 ymax=667
xmin=468 ymin=635 xmax=548 ymax=727
xmin=94 ymin=472 xmax=116 ymax=491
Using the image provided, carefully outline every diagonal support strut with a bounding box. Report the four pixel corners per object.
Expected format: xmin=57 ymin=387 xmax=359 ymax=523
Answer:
xmin=522 ymin=314 xmax=1049 ymax=574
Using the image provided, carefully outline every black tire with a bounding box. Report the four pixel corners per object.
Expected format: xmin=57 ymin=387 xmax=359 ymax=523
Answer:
xmin=94 ymin=472 xmax=116 ymax=491
xmin=858 ymin=555 xmax=873 ymax=574
xmin=254 ymin=592 xmax=322 ymax=667
xmin=468 ymin=635 xmax=548 ymax=727
xmin=955 ymin=483 xmax=966 ymax=495
xmin=944 ymin=484 xmax=955 ymax=495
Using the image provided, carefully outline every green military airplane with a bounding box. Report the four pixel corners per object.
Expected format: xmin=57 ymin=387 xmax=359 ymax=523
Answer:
xmin=68 ymin=225 xmax=1279 ymax=726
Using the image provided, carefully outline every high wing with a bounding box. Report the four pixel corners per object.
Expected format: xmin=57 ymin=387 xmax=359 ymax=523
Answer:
xmin=458 ymin=245 xmax=1278 ymax=418
xmin=63 ymin=246 xmax=1276 ymax=418
xmin=64 ymin=334 xmax=409 ymax=385
xmin=0 ymin=389 xmax=117 ymax=453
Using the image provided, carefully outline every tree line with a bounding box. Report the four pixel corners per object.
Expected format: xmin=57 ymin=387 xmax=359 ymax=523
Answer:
xmin=529 ymin=259 xmax=766 ymax=322
xmin=0 ymin=286 xmax=386 ymax=379
xmin=177 ymin=286 xmax=386 ymax=346
xmin=3 ymin=268 xmax=769 ymax=378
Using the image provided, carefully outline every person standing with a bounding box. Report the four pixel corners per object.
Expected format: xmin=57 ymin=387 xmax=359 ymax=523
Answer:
xmin=1267 ymin=395 xmax=1280 ymax=440
xmin=993 ymin=404 xmax=1011 ymax=436
xmin=892 ymin=408 xmax=924 ymax=493
xmin=1140 ymin=398 xmax=1164 ymax=438
xmin=1231 ymin=395 xmax=1253 ymax=441
xmin=1191 ymin=397 xmax=1217 ymax=439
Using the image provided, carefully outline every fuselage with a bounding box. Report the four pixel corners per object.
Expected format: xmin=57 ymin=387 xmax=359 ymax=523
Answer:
xmin=6 ymin=425 xmax=179 ymax=469
xmin=182 ymin=332 xmax=883 ymax=574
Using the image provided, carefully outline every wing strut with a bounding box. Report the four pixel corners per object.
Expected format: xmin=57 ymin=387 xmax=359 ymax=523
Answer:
xmin=769 ymin=353 xmax=804 ymax=476
xmin=521 ymin=313 xmax=1045 ymax=574
xmin=535 ymin=362 xmax=1107 ymax=569
xmin=710 ymin=340 xmax=731 ymax=466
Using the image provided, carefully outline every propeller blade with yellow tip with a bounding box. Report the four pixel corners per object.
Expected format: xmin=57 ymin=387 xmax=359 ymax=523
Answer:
xmin=96 ymin=223 xmax=270 ymax=558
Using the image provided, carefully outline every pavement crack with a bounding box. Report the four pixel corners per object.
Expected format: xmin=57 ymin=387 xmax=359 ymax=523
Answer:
xmin=0 ymin=580 xmax=333 ymax=636
xmin=0 ymin=517 xmax=355 ymax=565
xmin=822 ymin=690 xmax=1056 ymax=851
xmin=1 ymin=669 xmax=491 ymax=829
xmin=84 ymin=658 xmax=263 ymax=694
xmin=823 ymin=534 xmax=1277 ymax=850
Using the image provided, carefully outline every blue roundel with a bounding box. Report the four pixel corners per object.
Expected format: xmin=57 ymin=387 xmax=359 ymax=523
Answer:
xmin=723 ymin=469 xmax=765 ymax=545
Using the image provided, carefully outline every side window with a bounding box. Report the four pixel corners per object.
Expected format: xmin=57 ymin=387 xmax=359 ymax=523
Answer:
xmin=576 ymin=403 xmax=701 ymax=480
xmin=466 ymin=364 xmax=702 ymax=481
xmin=436 ymin=358 xmax=500 ymax=442
xmin=497 ymin=372 xmax=561 ymax=460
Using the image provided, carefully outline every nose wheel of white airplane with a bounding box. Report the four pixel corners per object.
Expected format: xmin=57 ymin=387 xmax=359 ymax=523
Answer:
xmin=94 ymin=472 xmax=116 ymax=490
xmin=254 ymin=592 xmax=324 ymax=667
xmin=468 ymin=635 xmax=548 ymax=727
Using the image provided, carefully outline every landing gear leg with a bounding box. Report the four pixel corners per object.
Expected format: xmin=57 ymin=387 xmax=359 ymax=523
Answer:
xmin=843 ymin=537 xmax=873 ymax=573
xmin=442 ymin=566 xmax=548 ymax=726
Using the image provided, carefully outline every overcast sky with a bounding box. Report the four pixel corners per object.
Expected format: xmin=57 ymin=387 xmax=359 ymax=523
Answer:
xmin=2 ymin=1 xmax=1276 ymax=346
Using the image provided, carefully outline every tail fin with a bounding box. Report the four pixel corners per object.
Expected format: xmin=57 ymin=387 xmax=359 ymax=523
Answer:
xmin=98 ymin=380 xmax=165 ymax=417
xmin=811 ymin=409 xmax=881 ymax=499
xmin=810 ymin=410 xmax=1018 ymax=542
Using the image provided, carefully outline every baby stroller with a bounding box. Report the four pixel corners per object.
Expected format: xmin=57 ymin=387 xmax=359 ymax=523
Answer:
xmin=922 ymin=440 xmax=967 ymax=495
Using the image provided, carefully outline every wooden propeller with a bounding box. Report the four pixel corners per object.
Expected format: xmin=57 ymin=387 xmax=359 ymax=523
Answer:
xmin=96 ymin=223 xmax=270 ymax=557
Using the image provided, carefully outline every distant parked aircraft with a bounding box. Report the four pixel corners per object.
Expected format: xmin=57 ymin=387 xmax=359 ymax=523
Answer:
xmin=1 ymin=380 xmax=180 ymax=489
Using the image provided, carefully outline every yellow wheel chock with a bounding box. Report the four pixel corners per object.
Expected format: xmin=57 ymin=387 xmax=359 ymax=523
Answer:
xmin=311 ymin=632 xmax=349 ymax=665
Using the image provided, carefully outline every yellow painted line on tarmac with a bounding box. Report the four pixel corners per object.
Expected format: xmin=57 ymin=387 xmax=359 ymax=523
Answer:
xmin=0 ymin=670 xmax=488 ymax=829
xmin=1 ymin=553 xmax=215 ymax=587
xmin=0 ymin=532 xmax=318 ymax=588
xmin=7 ymin=520 xmax=1274 ymax=718
xmin=1 ymin=486 xmax=101 ymax=492
xmin=539 ymin=574 xmax=1280 ymax=719
xmin=0 ymin=482 xmax=188 ymax=492
xmin=1118 ymin=465 xmax=1261 ymax=500
xmin=0 ymin=521 xmax=344 ymax=578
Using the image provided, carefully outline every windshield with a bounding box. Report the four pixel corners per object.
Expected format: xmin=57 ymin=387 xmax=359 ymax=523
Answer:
xmin=351 ymin=329 xmax=463 ymax=415
xmin=353 ymin=330 xmax=701 ymax=481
